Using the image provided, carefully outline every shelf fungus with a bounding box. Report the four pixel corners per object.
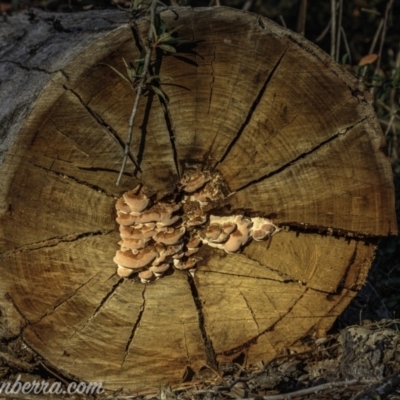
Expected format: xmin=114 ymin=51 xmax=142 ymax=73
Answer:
xmin=113 ymin=173 xmax=281 ymax=283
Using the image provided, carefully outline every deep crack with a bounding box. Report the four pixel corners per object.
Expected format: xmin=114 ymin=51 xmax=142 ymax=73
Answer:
xmin=207 ymin=48 xmax=216 ymax=114
xmin=214 ymin=48 xmax=288 ymax=169
xmin=121 ymin=284 xmax=146 ymax=369
xmin=220 ymin=290 xmax=307 ymax=356
xmin=187 ymin=274 xmax=218 ymax=370
xmin=238 ymin=289 xmax=260 ymax=334
xmin=0 ymin=230 xmax=112 ymax=257
xmin=31 ymin=269 xmax=112 ymax=326
xmin=67 ymin=277 xmax=123 ymax=342
xmin=62 ymin=85 xmax=140 ymax=173
xmin=32 ymin=163 xmax=113 ymax=196
xmin=236 ymin=117 xmax=368 ymax=193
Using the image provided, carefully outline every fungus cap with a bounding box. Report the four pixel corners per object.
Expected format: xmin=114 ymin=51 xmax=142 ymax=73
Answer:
xmin=204 ymin=241 xmax=224 ymax=250
xmin=156 ymin=215 xmax=181 ymax=228
xmin=173 ymin=257 xmax=200 ymax=270
xmin=117 ymin=265 xmax=136 ymax=278
xmin=223 ymin=216 xmax=252 ymax=254
xmin=116 ymin=211 xmax=138 ymax=226
xmin=138 ymin=270 xmax=154 ymax=283
xmin=149 ymin=263 xmax=171 ymax=277
xmin=212 ymin=232 xmax=230 ymax=244
xmin=186 ymin=215 xmax=207 ymax=227
xmin=185 ymin=247 xmax=199 ymax=256
xmin=251 ymin=217 xmax=278 ymax=241
xmin=205 ymin=223 xmax=222 ymax=241
xmin=122 ymin=185 xmax=150 ymax=213
xmin=153 ymin=226 xmax=186 ymax=245
xmin=115 ymin=197 xmax=131 ymax=214
xmin=118 ymin=237 xmax=151 ymax=250
xmin=187 ymin=236 xmax=202 ymax=249
xmin=119 ymin=225 xmax=156 ymax=239
xmin=113 ymin=247 xmax=158 ymax=269
xmin=137 ymin=203 xmax=180 ymax=224
xmin=181 ymin=171 xmax=211 ymax=193
xmin=222 ymin=222 xmax=236 ymax=235
xmin=152 ymin=242 xmax=184 ymax=265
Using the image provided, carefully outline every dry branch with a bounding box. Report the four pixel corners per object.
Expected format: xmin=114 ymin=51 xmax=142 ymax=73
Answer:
xmin=116 ymin=0 xmax=157 ymax=185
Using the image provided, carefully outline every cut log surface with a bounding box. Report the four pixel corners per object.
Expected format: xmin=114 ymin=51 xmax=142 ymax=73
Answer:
xmin=0 ymin=6 xmax=397 ymax=392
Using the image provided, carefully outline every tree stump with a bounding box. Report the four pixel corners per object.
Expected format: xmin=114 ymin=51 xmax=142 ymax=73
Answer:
xmin=0 ymin=6 xmax=397 ymax=392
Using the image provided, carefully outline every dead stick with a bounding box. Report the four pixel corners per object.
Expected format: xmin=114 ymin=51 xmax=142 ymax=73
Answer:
xmin=242 ymin=0 xmax=254 ymax=11
xmin=330 ymin=0 xmax=336 ymax=59
xmin=116 ymin=0 xmax=157 ymax=186
xmin=335 ymin=0 xmax=343 ymax=62
xmin=340 ymin=26 xmax=352 ymax=65
xmin=374 ymin=0 xmax=393 ymax=76
xmin=241 ymin=379 xmax=376 ymax=400
xmin=296 ymin=0 xmax=307 ymax=36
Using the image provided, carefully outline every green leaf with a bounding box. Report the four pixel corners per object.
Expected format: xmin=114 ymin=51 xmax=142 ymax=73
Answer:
xmin=122 ymin=58 xmax=138 ymax=82
xmin=134 ymin=51 xmax=146 ymax=76
xmin=149 ymin=85 xmax=168 ymax=102
xmin=371 ymin=74 xmax=383 ymax=83
xmin=158 ymin=32 xmax=173 ymax=43
xmin=148 ymin=74 xmax=162 ymax=80
xmin=159 ymin=44 xmax=177 ymax=53
xmin=101 ymin=63 xmax=130 ymax=84
xmin=392 ymin=66 xmax=400 ymax=86
xmin=146 ymin=75 xmax=173 ymax=84
xmin=151 ymin=22 xmax=158 ymax=41
xmin=163 ymin=37 xmax=191 ymax=45
xmin=355 ymin=65 xmax=367 ymax=77
xmin=159 ymin=19 xmax=167 ymax=35
xmin=165 ymin=25 xmax=183 ymax=36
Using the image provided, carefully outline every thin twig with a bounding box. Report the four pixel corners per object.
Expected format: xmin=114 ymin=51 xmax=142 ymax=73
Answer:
xmin=296 ymin=0 xmax=307 ymax=36
xmin=381 ymin=49 xmax=400 ymax=160
xmin=367 ymin=281 xmax=391 ymax=318
xmin=370 ymin=0 xmax=393 ymax=97
xmin=39 ymin=362 xmax=71 ymax=387
xmin=361 ymin=7 xmax=380 ymax=16
xmin=116 ymin=0 xmax=157 ymax=186
xmin=353 ymin=370 xmax=400 ymax=400
xmin=239 ymin=379 xmax=376 ymax=400
xmin=374 ymin=0 xmax=393 ymax=76
xmin=369 ymin=18 xmax=383 ymax=54
xmin=340 ymin=26 xmax=352 ymax=65
xmin=315 ymin=19 xmax=331 ymax=42
xmin=242 ymin=0 xmax=254 ymax=11
xmin=335 ymin=0 xmax=343 ymax=62
xmin=210 ymin=345 xmax=328 ymax=394
xmin=330 ymin=0 xmax=336 ymax=59
xmin=278 ymin=15 xmax=287 ymax=29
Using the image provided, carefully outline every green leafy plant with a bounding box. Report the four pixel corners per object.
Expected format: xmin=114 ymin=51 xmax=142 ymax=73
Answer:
xmin=106 ymin=0 xmax=188 ymax=185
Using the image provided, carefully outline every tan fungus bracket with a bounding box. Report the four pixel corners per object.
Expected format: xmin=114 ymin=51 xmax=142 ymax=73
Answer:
xmin=113 ymin=170 xmax=281 ymax=282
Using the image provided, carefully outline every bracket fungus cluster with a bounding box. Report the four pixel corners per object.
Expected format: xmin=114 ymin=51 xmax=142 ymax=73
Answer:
xmin=114 ymin=170 xmax=281 ymax=282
